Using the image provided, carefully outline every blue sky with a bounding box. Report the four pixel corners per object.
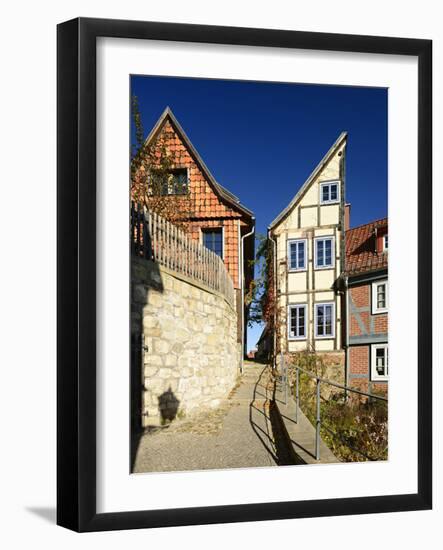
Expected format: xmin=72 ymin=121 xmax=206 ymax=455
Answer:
xmin=131 ymin=75 xmax=388 ymax=349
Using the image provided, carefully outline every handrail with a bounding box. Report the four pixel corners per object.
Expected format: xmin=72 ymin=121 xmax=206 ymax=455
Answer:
xmin=294 ymin=364 xmax=388 ymax=402
xmin=279 ymin=355 xmax=388 ymax=462
xmin=292 ymin=363 xmax=387 ymax=460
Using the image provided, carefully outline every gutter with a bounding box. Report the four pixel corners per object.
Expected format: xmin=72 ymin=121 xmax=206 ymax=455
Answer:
xmin=237 ymin=219 xmax=242 ymax=373
xmin=347 ymin=267 xmax=388 ymax=286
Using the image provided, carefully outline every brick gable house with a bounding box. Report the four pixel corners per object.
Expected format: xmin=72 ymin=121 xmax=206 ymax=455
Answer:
xmin=132 ymin=107 xmax=255 ymax=355
xmin=344 ymin=218 xmax=388 ymax=394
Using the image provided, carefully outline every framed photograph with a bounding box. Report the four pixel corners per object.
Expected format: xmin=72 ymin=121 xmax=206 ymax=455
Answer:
xmin=57 ymin=17 xmax=432 ymax=532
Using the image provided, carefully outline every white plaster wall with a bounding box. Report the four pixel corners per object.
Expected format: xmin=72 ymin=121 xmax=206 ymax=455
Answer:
xmin=274 ymin=141 xmax=344 ymax=352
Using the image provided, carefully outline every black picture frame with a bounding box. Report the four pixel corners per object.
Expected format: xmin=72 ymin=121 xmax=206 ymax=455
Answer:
xmin=57 ymin=17 xmax=432 ymax=532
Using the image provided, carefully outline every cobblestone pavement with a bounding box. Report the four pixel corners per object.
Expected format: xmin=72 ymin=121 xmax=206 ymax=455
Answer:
xmin=132 ymin=362 xmax=281 ymax=473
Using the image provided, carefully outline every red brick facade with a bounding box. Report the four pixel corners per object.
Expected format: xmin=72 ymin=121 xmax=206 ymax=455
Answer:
xmin=348 ymin=283 xmax=388 ymax=394
xmin=346 ymin=219 xmax=388 ymax=395
xmin=132 ymin=108 xmax=255 ymax=291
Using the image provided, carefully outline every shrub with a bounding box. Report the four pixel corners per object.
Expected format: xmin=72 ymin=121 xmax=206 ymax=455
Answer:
xmin=288 ymin=352 xmax=388 ymax=462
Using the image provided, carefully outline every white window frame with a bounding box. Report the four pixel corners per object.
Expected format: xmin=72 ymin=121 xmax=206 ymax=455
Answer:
xmin=371 ymin=343 xmax=389 ymax=381
xmin=314 ymin=302 xmax=335 ymax=339
xmin=287 ymin=238 xmax=307 ymax=272
xmin=320 ymin=180 xmax=340 ymax=205
xmin=314 ymin=236 xmax=335 ymax=269
xmin=383 ymin=233 xmax=388 ymax=251
xmin=372 ymin=280 xmax=388 ymax=314
xmin=288 ymin=304 xmax=307 ymax=340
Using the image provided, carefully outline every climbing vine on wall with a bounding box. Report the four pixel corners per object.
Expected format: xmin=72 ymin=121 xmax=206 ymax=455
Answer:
xmin=131 ymin=95 xmax=194 ymax=231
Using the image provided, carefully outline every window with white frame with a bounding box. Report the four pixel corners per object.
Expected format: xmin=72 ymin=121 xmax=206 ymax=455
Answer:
xmin=315 ymin=302 xmax=335 ymax=338
xmin=371 ymin=344 xmax=388 ymax=381
xmin=288 ymin=304 xmax=307 ymax=339
xmin=287 ymin=239 xmax=307 ymax=271
xmin=383 ymin=234 xmax=388 ymax=251
xmin=315 ymin=237 xmax=334 ymax=269
xmin=372 ymin=280 xmax=388 ymax=314
xmin=320 ymin=181 xmax=340 ymax=204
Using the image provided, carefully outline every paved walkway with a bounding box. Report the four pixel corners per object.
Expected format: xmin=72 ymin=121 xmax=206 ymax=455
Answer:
xmin=133 ymin=362 xmax=281 ymax=473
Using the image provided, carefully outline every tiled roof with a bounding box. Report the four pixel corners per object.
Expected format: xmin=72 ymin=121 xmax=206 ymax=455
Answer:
xmin=144 ymin=107 xmax=254 ymax=218
xmin=345 ymin=218 xmax=388 ymax=276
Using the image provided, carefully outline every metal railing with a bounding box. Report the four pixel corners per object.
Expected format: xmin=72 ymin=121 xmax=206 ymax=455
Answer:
xmin=280 ymin=355 xmax=388 ymax=461
xmin=131 ymin=202 xmax=235 ymax=308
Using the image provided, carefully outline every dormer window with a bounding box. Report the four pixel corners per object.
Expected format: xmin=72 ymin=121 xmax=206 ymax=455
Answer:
xmin=320 ymin=181 xmax=340 ymax=204
xmin=375 ymin=225 xmax=388 ymax=253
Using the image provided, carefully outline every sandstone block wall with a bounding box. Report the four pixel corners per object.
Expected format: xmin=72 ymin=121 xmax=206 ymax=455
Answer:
xmin=131 ymin=257 xmax=240 ymax=427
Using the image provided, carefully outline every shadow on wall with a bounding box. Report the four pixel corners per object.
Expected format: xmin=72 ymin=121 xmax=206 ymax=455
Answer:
xmin=130 ymin=219 xmax=165 ymax=472
xmin=158 ymin=387 xmax=180 ymax=423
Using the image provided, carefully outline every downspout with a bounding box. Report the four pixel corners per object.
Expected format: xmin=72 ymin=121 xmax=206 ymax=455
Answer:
xmin=241 ymin=221 xmax=255 ymax=372
xmin=237 ymin=220 xmax=242 ymax=373
xmin=344 ymin=274 xmax=350 ymax=390
xmin=268 ymin=228 xmax=278 ymax=370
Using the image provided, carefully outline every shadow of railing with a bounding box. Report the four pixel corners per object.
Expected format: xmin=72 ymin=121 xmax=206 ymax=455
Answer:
xmin=248 ymin=365 xmax=299 ymax=466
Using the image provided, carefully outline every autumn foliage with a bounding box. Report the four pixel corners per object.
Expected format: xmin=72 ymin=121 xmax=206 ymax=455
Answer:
xmin=131 ymin=96 xmax=194 ymax=231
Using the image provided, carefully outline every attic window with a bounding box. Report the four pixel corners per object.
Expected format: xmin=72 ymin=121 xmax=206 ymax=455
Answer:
xmin=320 ymin=181 xmax=340 ymax=204
xmin=149 ymin=168 xmax=188 ymax=195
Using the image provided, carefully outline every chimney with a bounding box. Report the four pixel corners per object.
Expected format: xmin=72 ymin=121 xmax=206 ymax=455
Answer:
xmin=344 ymin=203 xmax=351 ymax=231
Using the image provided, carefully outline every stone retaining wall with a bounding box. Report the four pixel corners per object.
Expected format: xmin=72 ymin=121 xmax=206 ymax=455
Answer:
xmin=131 ymin=257 xmax=240 ymax=427
xmin=285 ymin=350 xmax=345 ymax=399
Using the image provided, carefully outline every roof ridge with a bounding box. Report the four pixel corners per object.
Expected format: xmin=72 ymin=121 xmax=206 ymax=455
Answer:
xmin=268 ymin=131 xmax=348 ymax=230
xmin=143 ymin=107 xmax=254 ymax=218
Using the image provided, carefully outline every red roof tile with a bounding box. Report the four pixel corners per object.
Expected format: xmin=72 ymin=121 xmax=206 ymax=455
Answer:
xmin=345 ymin=218 xmax=388 ymax=276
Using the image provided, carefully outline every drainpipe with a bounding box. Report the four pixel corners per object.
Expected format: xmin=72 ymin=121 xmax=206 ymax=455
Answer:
xmin=237 ymin=220 xmax=242 ymax=373
xmin=241 ymin=221 xmax=255 ymax=372
xmin=268 ymin=229 xmax=278 ymax=370
xmin=344 ymin=274 xmax=350 ymax=391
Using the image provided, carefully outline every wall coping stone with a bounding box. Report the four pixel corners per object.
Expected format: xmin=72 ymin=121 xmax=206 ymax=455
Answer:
xmin=132 ymin=257 xmax=235 ymax=312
